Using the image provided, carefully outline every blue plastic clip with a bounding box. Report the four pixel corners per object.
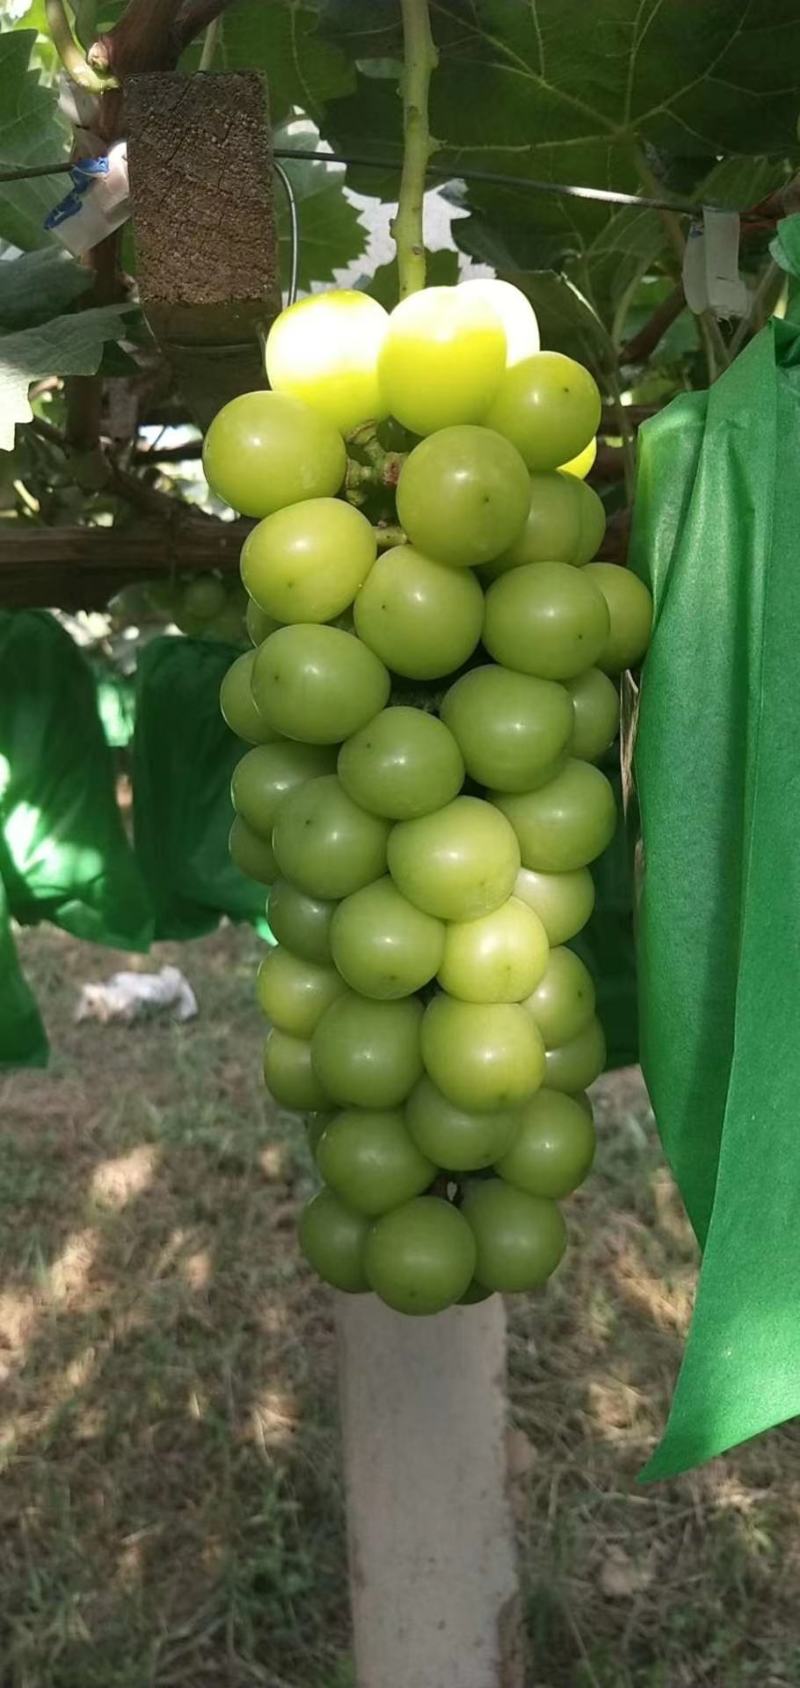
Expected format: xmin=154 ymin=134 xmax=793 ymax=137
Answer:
xmin=44 ymin=155 xmax=110 ymax=232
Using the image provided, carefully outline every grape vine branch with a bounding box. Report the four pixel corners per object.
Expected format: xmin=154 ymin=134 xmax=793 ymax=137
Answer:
xmin=393 ymin=0 xmax=438 ymax=298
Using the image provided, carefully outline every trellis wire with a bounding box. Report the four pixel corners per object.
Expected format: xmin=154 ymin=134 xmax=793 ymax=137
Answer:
xmin=0 ymin=149 xmax=762 ymax=221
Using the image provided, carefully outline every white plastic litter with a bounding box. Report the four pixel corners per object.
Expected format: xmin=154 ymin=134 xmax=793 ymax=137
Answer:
xmin=75 ymin=966 xmax=198 ymax=1025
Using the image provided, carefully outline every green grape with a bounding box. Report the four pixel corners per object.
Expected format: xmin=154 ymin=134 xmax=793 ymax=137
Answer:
xmin=388 ymin=796 xmax=520 ymax=921
xmin=364 ymin=1197 xmax=477 ymax=1315
xmin=208 ymin=601 xmax=247 ymax=645
xmin=377 ymin=287 xmax=505 ymax=435
xmin=437 ymin=897 xmax=550 ymax=1004
xmin=251 ymin=625 xmax=390 ymax=744
xmin=181 ymin=575 xmax=227 ymax=622
xmin=246 ymin=598 xmax=281 ymax=647
xmin=421 ymin=995 xmax=545 ymax=1112
xmin=229 ymin=816 xmax=277 ymax=885
xmin=483 ymin=561 xmax=610 ymax=681
xmin=203 ymin=390 xmax=346 ymax=517
xmin=330 ymin=877 xmax=444 ymax=999
xmin=231 ymin=741 xmax=335 ymax=839
xmin=338 ymin=706 xmax=464 ymax=820
xmin=583 ymin=563 xmax=653 ymax=672
xmin=489 ymin=471 xmax=606 ymax=574
xmin=265 ymin=290 xmax=389 ymax=435
xmin=513 ymin=865 xmax=596 ymax=945
xmin=219 ymin=650 xmax=279 ymax=745
xmin=463 ymin=1179 xmax=566 ymax=1292
xmin=405 ymin=1075 xmax=520 ymax=1172
xmin=272 ymin=775 xmax=389 ymax=901
xmin=458 ymin=1279 xmax=495 ymax=1305
xmin=564 ymin=667 xmax=619 ymax=762
xmin=255 ymin=945 xmax=346 ymax=1038
xmin=354 ymin=545 xmax=484 ymax=681
xmin=316 ymin=1109 xmax=434 ymax=1216
xmin=172 ymin=602 xmax=206 ymax=637
xmin=492 ymin=760 xmax=616 ymax=872
xmin=299 ymin=1187 xmax=370 ymax=1293
xmin=311 ymin=992 xmax=424 ymax=1109
xmin=485 ymin=352 xmax=601 ymax=472
xmin=544 ymin=1016 xmax=606 ymax=1092
xmin=263 ymin=1027 xmax=332 ymax=1110
xmin=456 ymin=278 xmax=540 ymax=366
xmin=523 ymin=946 xmax=595 ymax=1047
xmin=395 ymin=426 xmax=530 ymax=568
xmin=440 ymin=665 xmax=573 ymax=793
xmin=267 ymin=879 xmax=337 ymax=964
xmin=241 ymin=498 xmax=377 ymax=624
xmin=495 ymin=1089 xmax=595 ymax=1199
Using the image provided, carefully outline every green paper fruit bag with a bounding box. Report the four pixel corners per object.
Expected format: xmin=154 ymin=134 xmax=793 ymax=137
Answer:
xmin=0 ymin=610 xmax=152 ymax=952
xmin=132 ymin=635 xmax=268 ymax=940
xmin=632 ymin=319 xmax=800 ymax=1478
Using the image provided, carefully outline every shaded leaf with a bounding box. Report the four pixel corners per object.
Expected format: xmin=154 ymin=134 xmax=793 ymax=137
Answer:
xmin=0 ymin=249 xmax=91 ymax=333
xmin=186 ymin=0 xmax=355 ymax=123
xmin=367 ymin=246 xmax=459 ymax=309
xmin=504 ymin=270 xmax=613 ymax=372
xmin=320 ymin=0 xmax=404 ymax=60
xmin=771 ymin=214 xmax=800 ymax=278
xmin=427 ymin=0 xmax=800 ymax=159
xmin=284 ymin=186 xmax=366 ymax=290
xmin=0 ymin=32 xmax=69 ymax=251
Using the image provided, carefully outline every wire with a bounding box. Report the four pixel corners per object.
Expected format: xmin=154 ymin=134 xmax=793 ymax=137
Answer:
xmin=272 ymin=148 xmax=718 ymax=218
xmin=0 ymin=159 xmax=73 ymax=183
xmin=273 ymin=159 xmax=300 ymax=306
xmin=2 ymin=145 xmax=762 ymax=221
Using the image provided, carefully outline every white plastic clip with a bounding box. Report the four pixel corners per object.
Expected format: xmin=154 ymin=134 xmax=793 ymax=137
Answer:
xmin=44 ymin=140 xmax=130 ymax=256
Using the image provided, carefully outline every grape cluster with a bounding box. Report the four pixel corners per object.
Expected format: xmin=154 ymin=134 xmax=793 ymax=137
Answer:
xmin=107 ymin=574 xmax=249 ymax=643
xmin=204 ymin=281 xmax=652 ymax=1317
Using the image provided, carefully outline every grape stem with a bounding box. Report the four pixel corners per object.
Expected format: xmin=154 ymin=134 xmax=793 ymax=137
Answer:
xmin=345 ymin=452 xmax=406 ymax=496
xmin=373 ymin=523 xmax=406 ymax=551
xmin=393 ymin=0 xmax=438 ymax=298
xmin=45 ymin=0 xmax=109 ymax=88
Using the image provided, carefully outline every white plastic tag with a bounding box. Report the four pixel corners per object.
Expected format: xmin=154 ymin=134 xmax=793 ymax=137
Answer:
xmin=704 ymin=209 xmax=748 ymax=317
xmin=682 ymin=208 xmax=748 ymax=319
xmin=44 ymin=141 xmax=130 ymax=256
xmin=682 ymin=221 xmax=707 ymax=314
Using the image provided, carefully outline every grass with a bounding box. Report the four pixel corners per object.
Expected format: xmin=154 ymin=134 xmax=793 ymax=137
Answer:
xmin=1 ymin=922 xmax=800 ymax=1687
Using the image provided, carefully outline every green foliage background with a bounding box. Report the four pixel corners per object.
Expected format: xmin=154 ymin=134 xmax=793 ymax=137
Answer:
xmin=0 ymin=0 xmax=798 ymax=455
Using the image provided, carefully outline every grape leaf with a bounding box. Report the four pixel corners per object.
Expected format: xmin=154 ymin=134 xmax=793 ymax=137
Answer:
xmin=770 ymin=215 xmax=800 ymax=278
xmin=0 ymin=249 xmax=92 ymax=333
xmin=321 ymin=0 xmax=800 ymax=348
xmin=187 ymin=0 xmax=355 ymax=123
xmin=0 ymin=305 xmax=132 ymax=450
xmin=0 ymin=33 xmax=69 ymax=251
xmin=505 ymin=271 xmax=614 ymax=371
xmin=426 ymin=0 xmax=800 ymax=160
xmin=281 ymin=185 xmax=367 ymax=291
xmin=367 ymin=247 xmax=459 ymax=309
xmin=274 ymin=119 xmax=368 ymax=288
xmin=319 ymin=0 xmax=405 ymax=61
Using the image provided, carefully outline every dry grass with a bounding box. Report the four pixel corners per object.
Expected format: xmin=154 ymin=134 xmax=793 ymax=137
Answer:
xmin=1 ymin=923 xmax=800 ymax=1688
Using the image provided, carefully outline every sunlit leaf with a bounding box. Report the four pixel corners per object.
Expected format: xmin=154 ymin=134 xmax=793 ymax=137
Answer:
xmin=0 ymin=304 xmax=133 ymax=450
